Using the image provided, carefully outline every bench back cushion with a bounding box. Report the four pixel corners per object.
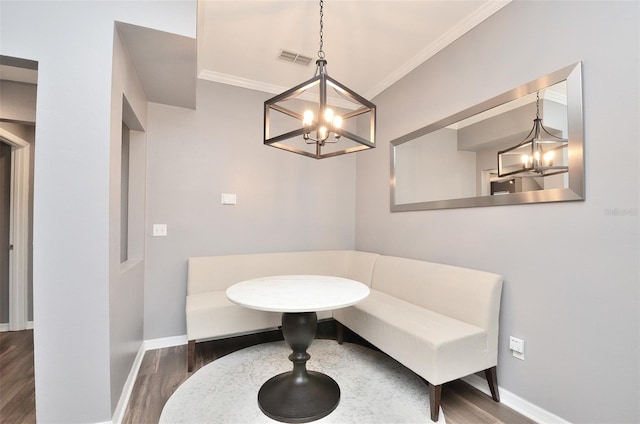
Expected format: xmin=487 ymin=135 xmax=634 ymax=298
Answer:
xmin=188 ymin=250 xmax=379 ymax=295
xmin=371 ymin=255 xmax=503 ymax=333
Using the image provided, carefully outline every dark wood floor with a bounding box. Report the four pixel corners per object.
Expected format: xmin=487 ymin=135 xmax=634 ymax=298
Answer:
xmin=0 ymin=329 xmax=36 ymax=424
xmin=124 ymin=322 xmax=535 ymax=424
xmin=1 ymin=328 xmax=535 ymax=424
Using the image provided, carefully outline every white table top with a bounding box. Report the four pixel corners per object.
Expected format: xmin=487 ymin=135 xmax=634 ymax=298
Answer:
xmin=226 ymin=275 xmax=370 ymax=313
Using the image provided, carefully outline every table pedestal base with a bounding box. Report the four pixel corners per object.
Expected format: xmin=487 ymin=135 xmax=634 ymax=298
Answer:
xmin=258 ymin=370 xmax=339 ymax=423
xmin=257 ymin=312 xmax=340 ymax=423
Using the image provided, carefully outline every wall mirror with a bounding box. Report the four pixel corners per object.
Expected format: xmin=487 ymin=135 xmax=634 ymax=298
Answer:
xmin=391 ymin=62 xmax=584 ymax=212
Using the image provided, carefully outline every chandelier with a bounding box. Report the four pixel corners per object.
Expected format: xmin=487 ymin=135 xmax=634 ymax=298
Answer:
xmin=497 ymin=91 xmax=568 ymax=178
xmin=263 ymin=1 xmax=376 ymax=159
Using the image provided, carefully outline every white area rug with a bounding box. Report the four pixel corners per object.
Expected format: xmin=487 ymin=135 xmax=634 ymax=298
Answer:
xmin=160 ymin=340 xmax=445 ymax=423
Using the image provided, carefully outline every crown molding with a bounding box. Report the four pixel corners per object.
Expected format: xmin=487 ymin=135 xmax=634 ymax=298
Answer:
xmin=198 ymin=1 xmax=511 ymax=107
xmin=365 ymin=0 xmax=512 ymax=99
xmin=199 ymin=69 xmax=284 ymax=96
xmin=198 ymin=69 xmax=358 ymax=110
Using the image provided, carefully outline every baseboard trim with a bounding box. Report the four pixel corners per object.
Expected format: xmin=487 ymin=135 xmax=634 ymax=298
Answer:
xmin=462 ymin=374 xmax=571 ymax=424
xmin=0 ymin=320 xmax=34 ymax=332
xmin=111 ymin=335 xmax=187 ymax=424
xmin=111 ymin=342 xmax=146 ymax=424
xmin=143 ymin=334 xmax=188 ymax=351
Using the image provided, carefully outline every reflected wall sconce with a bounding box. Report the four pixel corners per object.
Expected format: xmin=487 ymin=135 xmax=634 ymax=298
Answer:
xmin=497 ymin=92 xmax=568 ymax=177
xmin=263 ymin=0 xmax=376 ymax=159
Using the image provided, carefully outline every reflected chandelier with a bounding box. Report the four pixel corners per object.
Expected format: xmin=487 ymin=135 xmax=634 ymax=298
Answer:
xmin=497 ymin=92 xmax=568 ymax=178
xmin=263 ymin=0 xmax=376 ymax=159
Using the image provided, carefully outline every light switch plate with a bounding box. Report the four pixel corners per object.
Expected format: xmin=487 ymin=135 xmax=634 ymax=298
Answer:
xmin=221 ymin=193 xmax=237 ymax=205
xmin=152 ymin=224 xmax=167 ymax=237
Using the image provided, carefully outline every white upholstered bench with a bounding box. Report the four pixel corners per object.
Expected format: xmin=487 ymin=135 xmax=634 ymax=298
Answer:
xmin=185 ymin=250 xmax=503 ymax=422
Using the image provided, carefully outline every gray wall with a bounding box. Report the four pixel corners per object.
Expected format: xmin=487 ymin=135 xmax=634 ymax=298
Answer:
xmin=356 ymin=1 xmax=639 ymax=423
xmin=108 ymin=26 xmax=150 ymax=416
xmin=144 ymin=79 xmax=357 ymax=339
xmin=0 ymin=1 xmax=196 ymax=422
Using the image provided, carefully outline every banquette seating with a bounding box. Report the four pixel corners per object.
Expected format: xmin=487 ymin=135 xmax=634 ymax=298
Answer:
xmin=185 ymin=250 xmax=503 ymax=422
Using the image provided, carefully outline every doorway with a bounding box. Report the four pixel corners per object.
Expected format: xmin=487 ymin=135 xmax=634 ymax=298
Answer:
xmin=0 ymin=55 xmax=37 ymax=331
xmin=0 ymin=129 xmax=31 ymax=331
xmin=1 ymin=142 xmax=10 ymax=325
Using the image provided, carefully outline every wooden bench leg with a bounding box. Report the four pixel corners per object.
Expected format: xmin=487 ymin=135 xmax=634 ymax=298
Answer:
xmin=428 ymin=383 xmax=442 ymax=422
xmin=336 ymin=321 xmax=344 ymax=345
xmin=187 ymin=340 xmax=195 ymax=372
xmin=484 ymin=366 xmax=500 ymax=402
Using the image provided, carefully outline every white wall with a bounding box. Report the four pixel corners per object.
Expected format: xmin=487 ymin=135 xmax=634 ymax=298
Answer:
xmin=143 ymin=79 xmax=357 ymax=339
xmin=0 ymin=1 xmax=195 ymax=422
xmin=356 ymin=1 xmax=639 ymax=423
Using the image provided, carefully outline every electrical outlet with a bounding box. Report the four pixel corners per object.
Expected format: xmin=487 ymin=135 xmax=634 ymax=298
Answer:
xmin=509 ymin=336 xmax=525 ymax=360
xmin=509 ymin=336 xmax=523 ymax=352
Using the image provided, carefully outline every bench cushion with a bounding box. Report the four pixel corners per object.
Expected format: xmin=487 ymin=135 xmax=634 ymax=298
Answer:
xmin=369 ymin=255 xmax=502 ymax=368
xmin=334 ymin=290 xmax=489 ymax=385
xmin=186 ymin=291 xmax=281 ymax=340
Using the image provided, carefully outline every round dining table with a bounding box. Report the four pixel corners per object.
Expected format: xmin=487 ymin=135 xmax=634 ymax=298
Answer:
xmin=226 ymin=275 xmax=370 ymax=423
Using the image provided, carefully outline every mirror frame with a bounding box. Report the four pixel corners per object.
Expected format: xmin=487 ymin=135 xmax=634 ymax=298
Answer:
xmin=390 ymin=62 xmax=584 ymax=212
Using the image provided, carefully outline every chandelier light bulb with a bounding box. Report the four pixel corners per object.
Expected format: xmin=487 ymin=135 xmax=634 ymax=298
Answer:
xmin=543 ymin=151 xmax=555 ymax=166
xmin=333 ymin=115 xmax=343 ymax=129
xmin=521 ymin=154 xmax=530 ymax=166
xmin=303 ymin=110 xmax=314 ymax=127
xmin=318 ymin=126 xmax=327 ymax=140
xmin=324 ymin=108 xmax=334 ymax=123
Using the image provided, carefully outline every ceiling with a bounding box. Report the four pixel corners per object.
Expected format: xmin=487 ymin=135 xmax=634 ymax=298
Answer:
xmin=2 ymin=2 xmax=513 ymax=112
xmin=197 ymin=0 xmax=511 ymax=103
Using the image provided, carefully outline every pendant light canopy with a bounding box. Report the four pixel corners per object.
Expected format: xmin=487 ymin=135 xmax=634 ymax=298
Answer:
xmin=264 ymin=1 xmax=376 ymax=159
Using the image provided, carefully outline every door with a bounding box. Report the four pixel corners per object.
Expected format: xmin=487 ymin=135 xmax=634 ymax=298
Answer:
xmin=0 ymin=142 xmax=10 ymax=325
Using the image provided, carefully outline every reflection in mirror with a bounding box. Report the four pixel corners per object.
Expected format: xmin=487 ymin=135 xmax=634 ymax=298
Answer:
xmin=391 ymin=62 xmax=583 ymax=211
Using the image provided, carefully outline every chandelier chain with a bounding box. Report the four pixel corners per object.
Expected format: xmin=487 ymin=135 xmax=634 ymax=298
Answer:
xmin=318 ymin=0 xmax=325 ymax=59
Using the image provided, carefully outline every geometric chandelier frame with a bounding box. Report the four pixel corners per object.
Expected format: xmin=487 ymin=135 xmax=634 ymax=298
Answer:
xmin=497 ymin=92 xmax=568 ymax=178
xmin=264 ymin=1 xmax=376 ymax=159
xmin=264 ymin=60 xmax=376 ymax=159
